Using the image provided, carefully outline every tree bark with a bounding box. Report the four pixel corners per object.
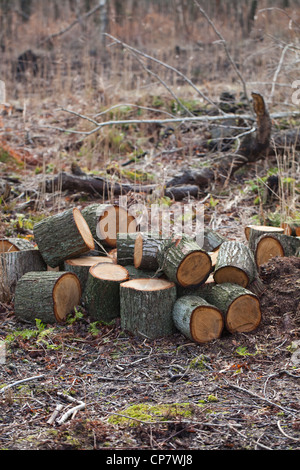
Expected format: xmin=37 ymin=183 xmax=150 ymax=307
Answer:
xmin=120 ymin=278 xmax=177 ymax=339
xmin=33 ymin=207 xmax=95 ymax=268
xmin=172 ymin=295 xmax=224 ymax=343
xmin=0 ymin=237 xmax=34 ymax=252
xmin=133 ymin=233 xmax=163 ymax=271
xmin=116 ymin=233 xmax=139 ymax=266
xmin=0 ymin=249 xmax=46 ymax=302
xmin=64 ymin=255 xmax=113 ymax=292
xmin=14 ymin=271 xmax=81 ymax=324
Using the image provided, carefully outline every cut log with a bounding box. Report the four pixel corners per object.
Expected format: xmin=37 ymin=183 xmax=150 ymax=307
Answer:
xmin=83 ymin=262 xmax=129 ymax=322
xmin=246 ymin=225 xmax=284 ymax=251
xmin=199 ymin=283 xmax=261 ymax=334
xmin=64 ymin=255 xmax=113 ymax=291
xmin=116 ymin=233 xmax=139 ymax=266
xmin=0 ymin=249 xmax=46 ymax=302
xmin=254 ymin=233 xmax=300 ymax=267
xmin=82 ymin=203 xmax=138 ymax=249
xmin=157 ymin=236 xmax=212 ymax=287
xmin=281 ymin=222 xmax=300 ymax=237
xmin=244 ymin=224 xmax=284 ymax=241
xmin=214 ymin=241 xmax=257 ymax=287
xmin=172 ymin=295 xmax=224 ymax=344
xmin=33 ymin=207 xmax=95 ymax=268
xmin=134 ymin=233 xmax=163 ymax=271
xmin=124 ymin=265 xmax=163 ymax=280
xmin=120 ymin=278 xmax=177 ymax=339
xmin=201 ymin=229 xmax=227 ymax=252
xmin=0 ymin=237 xmax=34 ymax=252
xmin=14 ymin=271 xmax=81 ymax=324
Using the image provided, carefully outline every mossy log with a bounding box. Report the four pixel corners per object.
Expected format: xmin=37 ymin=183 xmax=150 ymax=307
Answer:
xmin=157 ymin=236 xmax=212 ymax=287
xmin=33 ymin=207 xmax=95 ymax=268
xmin=199 ymin=283 xmax=262 ymax=334
xmin=83 ymin=262 xmax=129 ymax=322
xmin=0 ymin=237 xmax=34 ymax=252
xmin=133 ymin=233 xmax=163 ymax=271
xmin=214 ymin=241 xmax=257 ymax=288
xmin=254 ymin=233 xmax=300 ymax=266
xmin=0 ymin=249 xmax=46 ymax=302
xmin=172 ymin=295 xmax=224 ymax=344
xmin=120 ymin=278 xmax=177 ymax=339
xmin=14 ymin=271 xmax=81 ymax=324
xmin=82 ymin=203 xmax=138 ymax=249
xmin=247 ymin=225 xmax=284 ymax=251
xmin=64 ymin=255 xmax=114 ymax=292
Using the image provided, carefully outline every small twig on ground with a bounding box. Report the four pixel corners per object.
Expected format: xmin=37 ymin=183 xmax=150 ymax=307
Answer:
xmin=56 ymin=392 xmax=86 ymax=425
xmin=0 ymin=375 xmax=45 ymax=393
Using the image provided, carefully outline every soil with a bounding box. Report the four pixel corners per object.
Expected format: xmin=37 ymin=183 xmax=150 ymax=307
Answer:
xmin=0 ymin=255 xmax=299 ymax=451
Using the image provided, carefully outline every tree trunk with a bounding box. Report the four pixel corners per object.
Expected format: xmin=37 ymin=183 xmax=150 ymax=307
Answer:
xmin=157 ymin=236 xmax=212 ymax=287
xmin=14 ymin=271 xmax=81 ymax=324
xmin=33 ymin=207 xmax=95 ymax=268
xmin=245 ymin=225 xmax=284 ymax=250
xmin=254 ymin=233 xmax=300 ymax=267
xmin=214 ymin=241 xmax=257 ymax=287
xmin=64 ymin=255 xmax=114 ymax=292
xmin=120 ymin=278 xmax=177 ymax=340
xmin=83 ymin=262 xmax=129 ymax=322
xmin=199 ymin=283 xmax=262 ymax=334
xmin=172 ymin=295 xmax=224 ymax=344
xmin=0 ymin=249 xmax=46 ymax=302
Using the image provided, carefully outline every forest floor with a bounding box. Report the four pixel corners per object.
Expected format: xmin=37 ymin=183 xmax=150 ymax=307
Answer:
xmin=0 ymin=88 xmax=300 ymax=451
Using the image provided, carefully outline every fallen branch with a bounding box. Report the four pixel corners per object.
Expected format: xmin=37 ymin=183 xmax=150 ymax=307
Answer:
xmin=0 ymin=375 xmax=45 ymax=393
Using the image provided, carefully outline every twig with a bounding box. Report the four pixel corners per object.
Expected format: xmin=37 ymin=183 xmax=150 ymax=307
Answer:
xmin=56 ymin=392 xmax=86 ymax=425
xmin=194 ymin=1 xmax=251 ymax=110
xmin=0 ymin=375 xmax=45 ymax=393
xmin=277 ymin=420 xmax=300 ymax=441
xmin=104 ymin=33 xmax=222 ymax=113
xmin=269 ymin=43 xmax=293 ymax=103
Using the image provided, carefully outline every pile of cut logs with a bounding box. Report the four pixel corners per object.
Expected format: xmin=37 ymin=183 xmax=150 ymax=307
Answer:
xmin=1 ymin=204 xmax=299 ymax=343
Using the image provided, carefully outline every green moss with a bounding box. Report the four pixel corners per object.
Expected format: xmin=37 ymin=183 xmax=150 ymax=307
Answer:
xmin=108 ymin=402 xmax=194 ymax=427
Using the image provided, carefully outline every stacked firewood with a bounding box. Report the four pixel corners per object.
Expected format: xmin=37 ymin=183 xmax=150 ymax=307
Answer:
xmin=1 ymin=204 xmax=299 ymax=344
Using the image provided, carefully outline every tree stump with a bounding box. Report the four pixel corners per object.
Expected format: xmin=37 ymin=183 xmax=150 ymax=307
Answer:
xmin=14 ymin=271 xmax=82 ymax=324
xmin=172 ymin=295 xmax=224 ymax=344
xmin=133 ymin=233 xmax=163 ymax=271
xmin=254 ymin=233 xmax=300 ymax=267
xmin=0 ymin=249 xmax=46 ymax=302
xmin=200 ymin=283 xmax=262 ymax=333
xmin=83 ymin=263 xmax=129 ymax=322
xmin=0 ymin=237 xmax=34 ymax=252
xmin=120 ymin=278 xmax=177 ymax=339
xmin=33 ymin=207 xmax=95 ymax=268
xmin=64 ymin=255 xmax=114 ymax=292
xmin=214 ymin=241 xmax=257 ymax=287
xmin=82 ymin=203 xmax=138 ymax=249
xmin=157 ymin=236 xmax=212 ymax=287
xmin=247 ymin=225 xmax=284 ymax=251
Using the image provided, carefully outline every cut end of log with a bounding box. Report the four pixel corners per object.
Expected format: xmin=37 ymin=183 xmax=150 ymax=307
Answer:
xmin=53 ymin=272 xmax=82 ymax=322
xmin=120 ymin=277 xmax=175 ymax=291
xmin=0 ymin=238 xmax=33 ymax=252
xmin=133 ymin=233 xmax=144 ymax=268
xmin=0 ymin=240 xmax=19 ymax=252
xmin=190 ymin=305 xmax=224 ymax=344
xmin=89 ymin=262 xmax=129 ymax=282
xmin=97 ymin=205 xmax=137 ymax=248
xmin=177 ymin=251 xmax=212 ymax=287
xmin=255 ymin=235 xmax=284 ymax=266
xmin=226 ymin=294 xmax=261 ymax=333
xmin=73 ymin=208 xmax=95 ymax=250
xmin=213 ymin=266 xmax=250 ymax=288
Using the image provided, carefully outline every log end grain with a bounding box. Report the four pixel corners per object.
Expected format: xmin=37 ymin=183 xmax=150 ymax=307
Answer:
xmin=255 ymin=235 xmax=284 ymax=266
xmin=53 ymin=273 xmax=82 ymax=322
xmin=213 ymin=266 xmax=250 ymax=288
xmin=177 ymin=251 xmax=212 ymax=287
xmin=72 ymin=207 xmax=95 ymax=251
xmin=226 ymin=293 xmax=262 ymax=333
